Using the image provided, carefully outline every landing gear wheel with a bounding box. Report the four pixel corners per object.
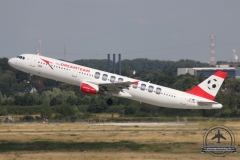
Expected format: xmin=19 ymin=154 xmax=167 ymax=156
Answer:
xmin=27 ymin=75 xmax=33 ymax=84
xmin=107 ymin=98 xmax=113 ymax=106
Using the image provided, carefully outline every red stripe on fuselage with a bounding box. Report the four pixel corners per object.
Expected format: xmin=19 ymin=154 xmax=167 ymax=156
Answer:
xmin=214 ymin=71 xmax=228 ymax=79
xmin=186 ymin=86 xmax=215 ymax=100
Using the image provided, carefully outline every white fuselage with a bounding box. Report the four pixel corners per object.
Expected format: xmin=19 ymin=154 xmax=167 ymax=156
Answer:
xmin=8 ymin=54 xmax=222 ymax=109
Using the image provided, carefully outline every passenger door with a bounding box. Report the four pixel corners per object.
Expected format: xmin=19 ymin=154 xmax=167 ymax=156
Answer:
xmin=29 ymin=56 xmax=37 ymax=67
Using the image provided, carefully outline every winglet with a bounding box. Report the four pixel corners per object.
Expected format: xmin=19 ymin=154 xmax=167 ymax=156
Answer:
xmin=133 ymin=81 xmax=139 ymax=85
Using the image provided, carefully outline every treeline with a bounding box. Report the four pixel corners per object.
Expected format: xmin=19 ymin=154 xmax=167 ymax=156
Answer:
xmin=0 ymin=57 xmax=240 ymax=119
xmin=1 ymin=75 xmax=240 ymax=119
xmin=73 ymin=58 xmax=210 ymax=75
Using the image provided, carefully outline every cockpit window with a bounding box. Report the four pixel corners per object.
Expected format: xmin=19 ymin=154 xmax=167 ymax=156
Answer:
xmin=16 ymin=56 xmax=25 ymax=60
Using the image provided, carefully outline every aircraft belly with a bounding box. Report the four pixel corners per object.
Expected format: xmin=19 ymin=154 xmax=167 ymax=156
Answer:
xmin=126 ymin=89 xmax=180 ymax=108
xmin=125 ymin=88 xmax=203 ymax=109
xmin=41 ymin=70 xmax=80 ymax=86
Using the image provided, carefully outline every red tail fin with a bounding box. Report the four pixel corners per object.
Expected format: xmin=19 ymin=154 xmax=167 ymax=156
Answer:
xmin=186 ymin=71 xmax=227 ymax=100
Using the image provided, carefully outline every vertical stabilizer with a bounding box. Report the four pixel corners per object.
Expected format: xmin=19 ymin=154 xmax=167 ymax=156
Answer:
xmin=186 ymin=71 xmax=227 ymax=100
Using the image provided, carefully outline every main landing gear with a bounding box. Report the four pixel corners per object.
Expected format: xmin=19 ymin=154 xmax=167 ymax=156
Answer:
xmin=27 ymin=74 xmax=33 ymax=84
xmin=107 ymin=98 xmax=113 ymax=106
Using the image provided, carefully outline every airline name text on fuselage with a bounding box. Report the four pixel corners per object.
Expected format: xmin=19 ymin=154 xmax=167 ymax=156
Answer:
xmin=61 ymin=63 xmax=90 ymax=73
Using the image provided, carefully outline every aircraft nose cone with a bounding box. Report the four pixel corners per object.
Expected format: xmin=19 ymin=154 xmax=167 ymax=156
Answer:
xmin=8 ymin=58 xmax=15 ymax=67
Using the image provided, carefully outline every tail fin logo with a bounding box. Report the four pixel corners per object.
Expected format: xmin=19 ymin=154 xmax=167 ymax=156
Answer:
xmin=207 ymin=79 xmax=219 ymax=90
xmin=186 ymin=71 xmax=227 ymax=100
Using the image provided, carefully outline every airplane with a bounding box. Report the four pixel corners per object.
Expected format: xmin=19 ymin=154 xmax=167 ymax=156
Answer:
xmin=212 ymin=130 xmax=226 ymax=143
xmin=8 ymin=53 xmax=227 ymax=109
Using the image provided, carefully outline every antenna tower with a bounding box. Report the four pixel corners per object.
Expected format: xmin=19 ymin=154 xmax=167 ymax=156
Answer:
xmin=37 ymin=39 xmax=41 ymax=55
xmin=64 ymin=46 xmax=66 ymax=61
xmin=209 ymin=34 xmax=215 ymax=65
xmin=233 ymin=49 xmax=238 ymax=62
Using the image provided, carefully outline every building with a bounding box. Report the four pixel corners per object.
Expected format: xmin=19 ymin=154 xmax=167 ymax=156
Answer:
xmin=23 ymin=85 xmax=37 ymax=93
xmin=177 ymin=64 xmax=239 ymax=78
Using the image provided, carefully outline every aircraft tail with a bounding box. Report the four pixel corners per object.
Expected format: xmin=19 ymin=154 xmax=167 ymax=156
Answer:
xmin=186 ymin=71 xmax=227 ymax=100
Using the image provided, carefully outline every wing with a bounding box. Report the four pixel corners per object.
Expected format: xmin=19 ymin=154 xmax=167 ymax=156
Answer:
xmin=211 ymin=134 xmax=218 ymax=140
xmin=84 ymin=80 xmax=138 ymax=97
xmin=220 ymin=134 xmax=226 ymax=140
xmin=99 ymin=81 xmax=138 ymax=93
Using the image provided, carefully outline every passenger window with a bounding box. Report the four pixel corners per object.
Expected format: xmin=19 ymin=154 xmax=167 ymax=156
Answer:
xmin=110 ymin=76 xmax=116 ymax=83
xmin=132 ymin=83 xmax=138 ymax=89
xmin=95 ymin=72 xmax=100 ymax=79
xmin=102 ymin=74 xmax=108 ymax=81
xmin=156 ymin=87 xmax=161 ymax=95
xmin=148 ymin=86 xmax=154 ymax=93
xmin=118 ymin=78 xmax=123 ymax=82
xmin=141 ymin=84 xmax=146 ymax=91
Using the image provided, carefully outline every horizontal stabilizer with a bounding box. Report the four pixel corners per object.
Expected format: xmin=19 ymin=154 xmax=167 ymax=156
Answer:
xmin=197 ymin=101 xmax=218 ymax=106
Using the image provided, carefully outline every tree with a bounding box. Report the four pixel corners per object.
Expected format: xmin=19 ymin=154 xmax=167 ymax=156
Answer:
xmin=124 ymin=105 xmax=139 ymax=116
xmin=56 ymin=103 xmax=77 ymax=117
xmin=39 ymin=91 xmax=51 ymax=105
xmin=40 ymin=106 xmax=53 ymax=119
xmin=0 ymin=106 xmax=7 ymax=115
xmin=171 ymin=74 xmax=198 ymax=91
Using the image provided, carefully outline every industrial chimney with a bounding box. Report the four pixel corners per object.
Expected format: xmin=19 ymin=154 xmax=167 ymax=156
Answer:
xmin=113 ymin=54 xmax=115 ymax=73
xmin=118 ymin=54 xmax=121 ymax=75
xmin=107 ymin=54 xmax=110 ymax=72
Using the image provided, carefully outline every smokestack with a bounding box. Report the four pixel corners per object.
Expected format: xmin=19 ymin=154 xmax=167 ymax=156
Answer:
xmin=113 ymin=54 xmax=115 ymax=73
xmin=118 ymin=54 xmax=121 ymax=75
xmin=107 ymin=54 xmax=110 ymax=72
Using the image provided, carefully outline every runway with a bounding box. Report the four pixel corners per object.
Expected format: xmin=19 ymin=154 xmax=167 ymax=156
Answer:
xmin=1 ymin=122 xmax=239 ymax=135
xmin=0 ymin=122 xmax=204 ymax=134
xmin=88 ymin=122 xmax=198 ymax=126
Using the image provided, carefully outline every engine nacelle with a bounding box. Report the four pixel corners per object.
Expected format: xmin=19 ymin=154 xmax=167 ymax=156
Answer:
xmin=80 ymin=81 xmax=99 ymax=95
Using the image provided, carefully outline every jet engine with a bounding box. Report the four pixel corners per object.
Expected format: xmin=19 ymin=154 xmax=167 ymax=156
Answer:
xmin=80 ymin=81 xmax=99 ymax=95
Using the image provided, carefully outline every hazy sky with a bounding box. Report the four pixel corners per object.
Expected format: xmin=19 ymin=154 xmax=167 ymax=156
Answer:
xmin=1 ymin=0 xmax=240 ymax=62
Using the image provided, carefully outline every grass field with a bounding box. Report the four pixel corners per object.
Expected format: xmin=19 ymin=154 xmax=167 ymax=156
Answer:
xmin=0 ymin=121 xmax=239 ymax=159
